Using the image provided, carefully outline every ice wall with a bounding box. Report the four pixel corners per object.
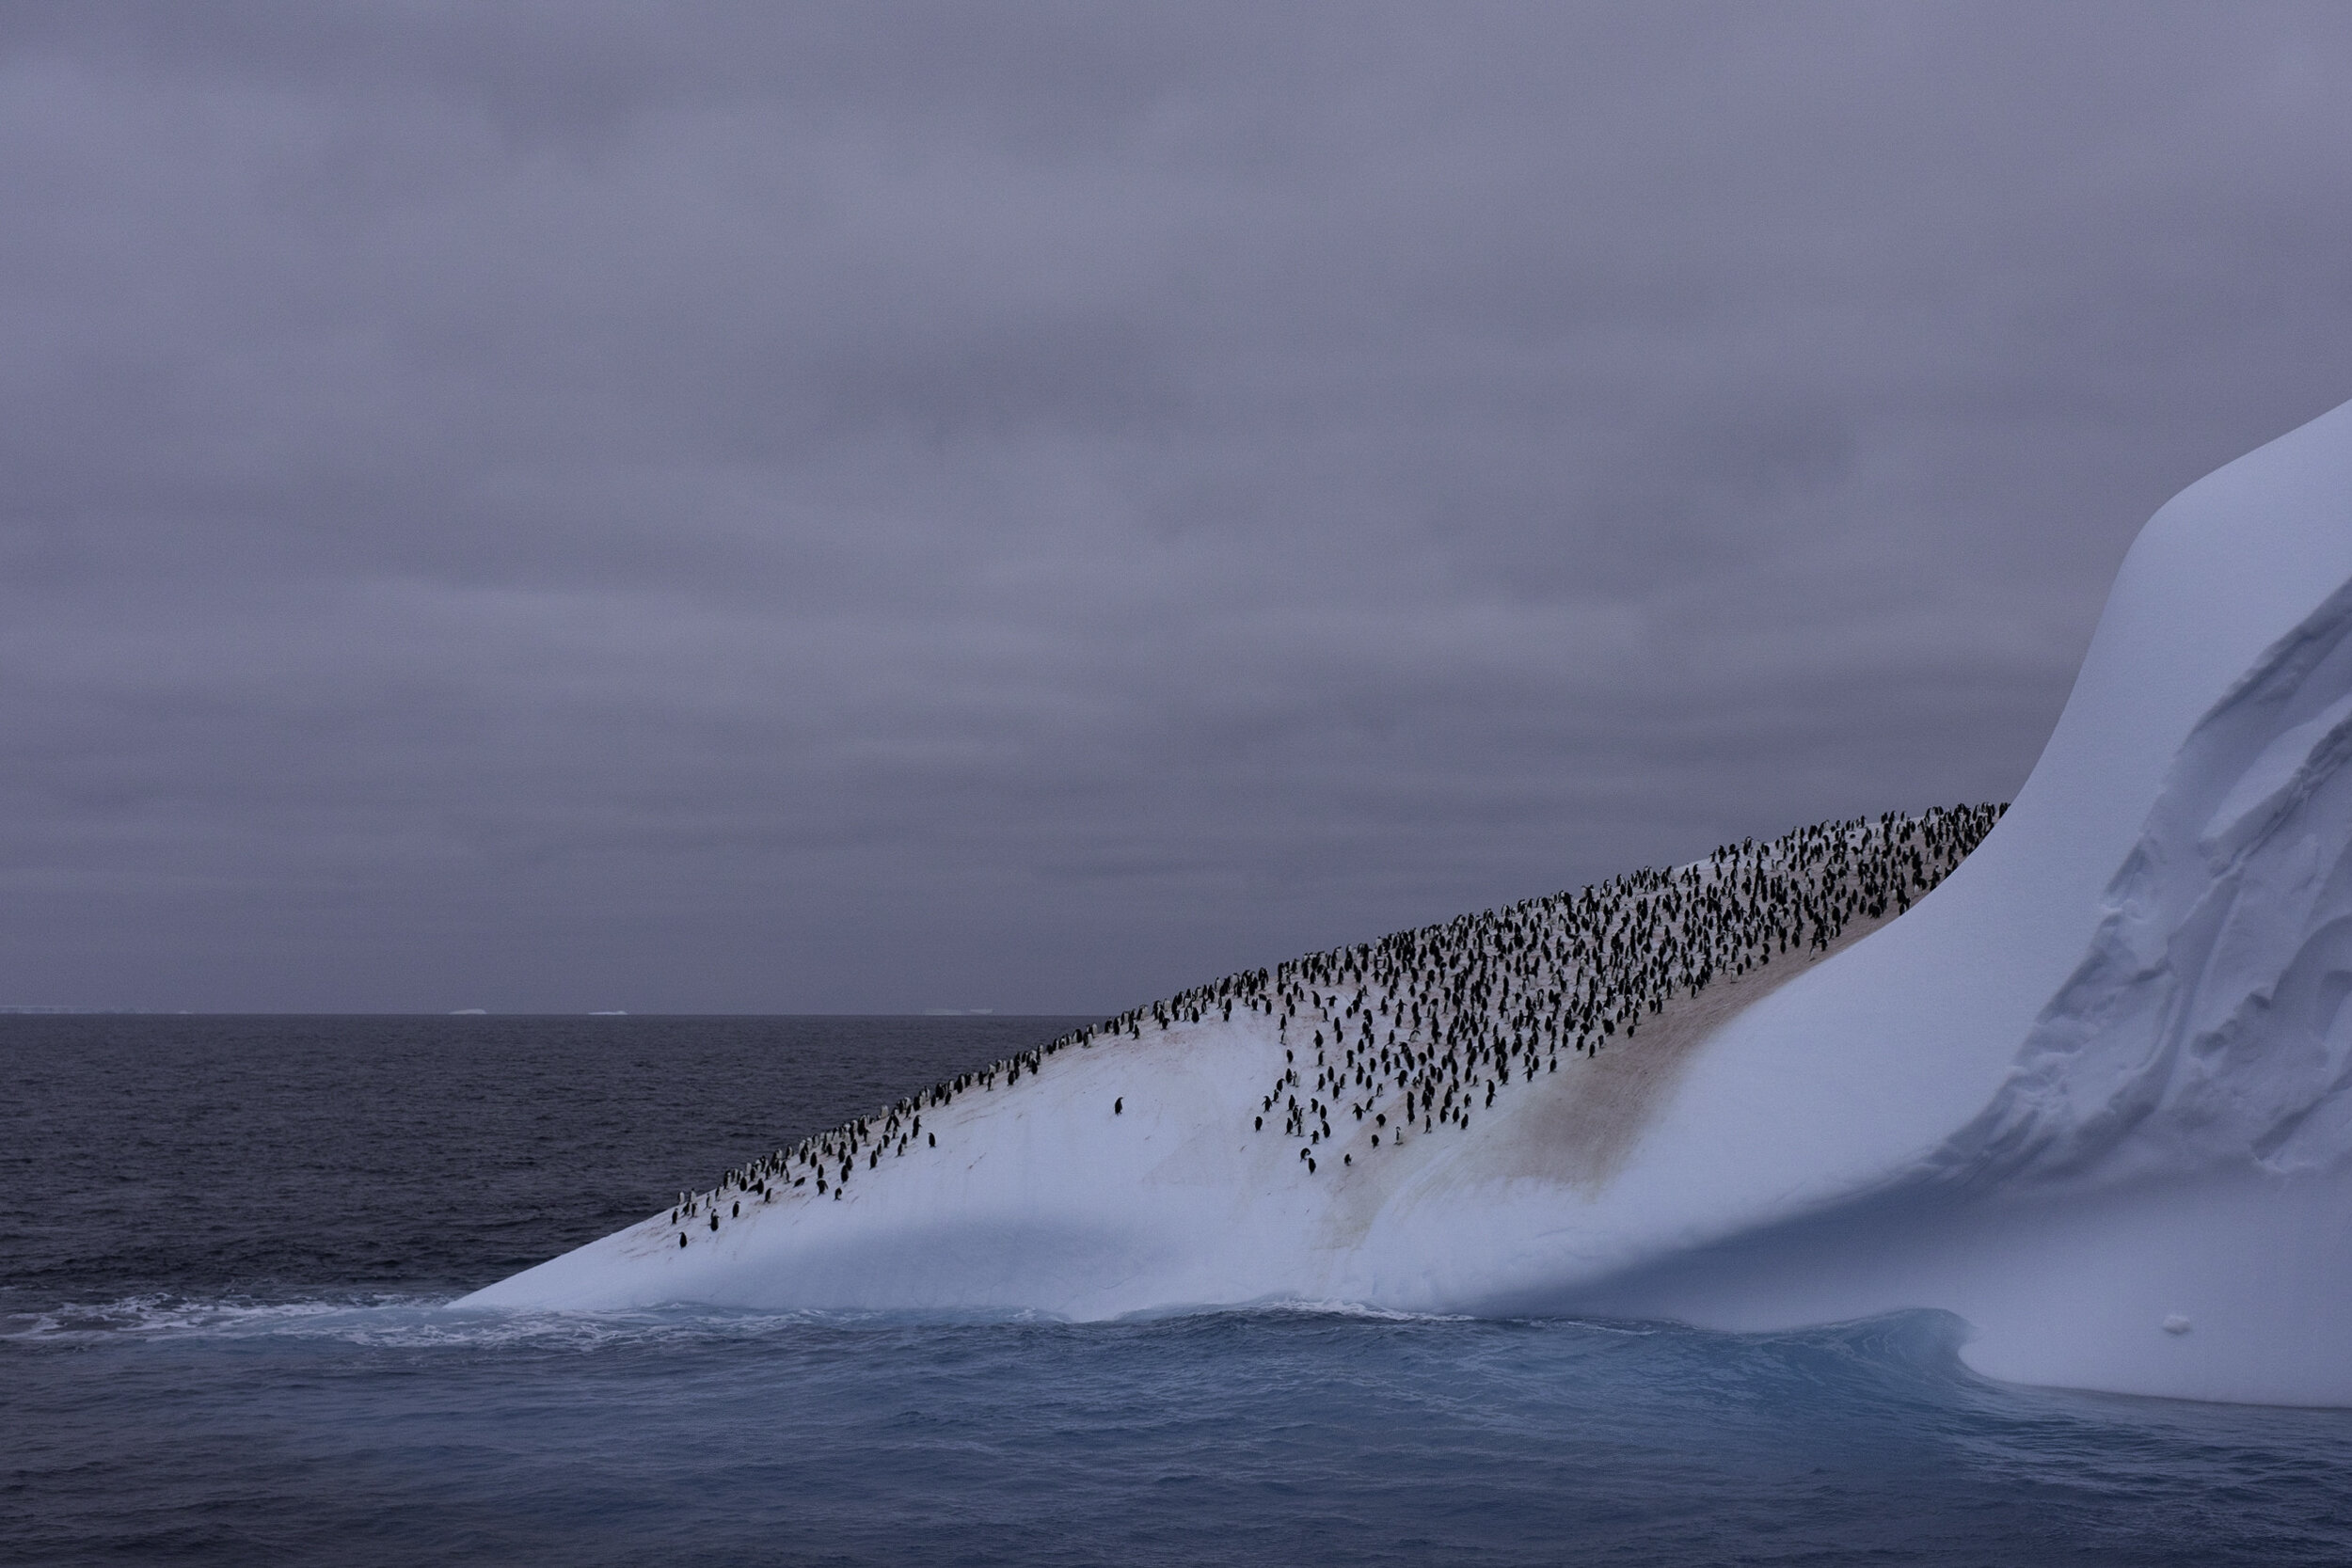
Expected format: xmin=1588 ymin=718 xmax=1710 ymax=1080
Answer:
xmin=1952 ymin=578 xmax=2352 ymax=1192
xmin=1535 ymin=395 xmax=2352 ymax=1402
xmin=463 ymin=396 xmax=2352 ymax=1404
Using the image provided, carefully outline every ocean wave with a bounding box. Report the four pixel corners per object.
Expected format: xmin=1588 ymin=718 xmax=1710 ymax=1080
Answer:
xmin=0 ymin=1288 xmax=1759 ymax=1354
xmin=1 ymin=1292 xmax=832 ymax=1351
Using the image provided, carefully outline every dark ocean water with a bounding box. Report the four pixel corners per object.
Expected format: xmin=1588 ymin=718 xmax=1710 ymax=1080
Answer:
xmin=6 ymin=1016 xmax=2352 ymax=1566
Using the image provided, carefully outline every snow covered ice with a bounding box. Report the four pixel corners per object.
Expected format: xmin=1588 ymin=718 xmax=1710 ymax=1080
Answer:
xmin=465 ymin=397 xmax=2352 ymax=1406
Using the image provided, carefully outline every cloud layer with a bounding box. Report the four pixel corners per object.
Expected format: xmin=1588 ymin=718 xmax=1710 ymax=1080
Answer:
xmin=5 ymin=3 xmax=2350 ymax=1011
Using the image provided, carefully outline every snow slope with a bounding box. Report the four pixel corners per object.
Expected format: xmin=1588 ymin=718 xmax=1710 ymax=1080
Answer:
xmin=464 ymin=396 xmax=2352 ymax=1404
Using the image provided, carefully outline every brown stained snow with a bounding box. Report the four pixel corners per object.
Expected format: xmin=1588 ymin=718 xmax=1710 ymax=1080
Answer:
xmin=1479 ymin=902 xmax=1901 ymax=1193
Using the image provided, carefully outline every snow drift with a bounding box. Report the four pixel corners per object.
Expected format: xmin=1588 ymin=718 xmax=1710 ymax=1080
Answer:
xmin=464 ymin=396 xmax=2352 ymax=1405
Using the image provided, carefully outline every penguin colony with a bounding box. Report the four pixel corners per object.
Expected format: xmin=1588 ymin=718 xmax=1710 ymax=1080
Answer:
xmin=662 ymin=804 xmax=2004 ymax=1244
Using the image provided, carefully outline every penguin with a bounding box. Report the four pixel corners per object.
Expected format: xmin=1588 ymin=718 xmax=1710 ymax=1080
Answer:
xmin=1114 ymin=1098 xmax=1123 ymax=1115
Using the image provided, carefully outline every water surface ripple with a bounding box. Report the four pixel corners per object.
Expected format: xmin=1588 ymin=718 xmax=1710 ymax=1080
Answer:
xmin=6 ymin=1016 xmax=2349 ymax=1565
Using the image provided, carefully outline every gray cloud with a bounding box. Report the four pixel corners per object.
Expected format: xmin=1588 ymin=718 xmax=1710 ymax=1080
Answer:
xmin=3 ymin=2 xmax=2351 ymax=1011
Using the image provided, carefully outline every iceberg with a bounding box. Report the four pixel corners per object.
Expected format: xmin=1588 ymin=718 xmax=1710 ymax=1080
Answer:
xmin=464 ymin=397 xmax=2352 ymax=1405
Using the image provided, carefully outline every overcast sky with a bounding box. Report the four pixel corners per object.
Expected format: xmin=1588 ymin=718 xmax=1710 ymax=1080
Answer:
xmin=4 ymin=3 xmax=2350 ymax=1013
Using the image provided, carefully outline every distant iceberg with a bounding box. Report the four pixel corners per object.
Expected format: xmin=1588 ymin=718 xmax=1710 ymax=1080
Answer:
xmin=464 ymin=397 xmax=2352 ymax=1405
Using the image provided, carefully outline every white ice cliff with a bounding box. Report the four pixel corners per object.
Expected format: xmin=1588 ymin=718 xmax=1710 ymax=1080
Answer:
xmin=464 ymin=396 xmax=2352 ymax=1405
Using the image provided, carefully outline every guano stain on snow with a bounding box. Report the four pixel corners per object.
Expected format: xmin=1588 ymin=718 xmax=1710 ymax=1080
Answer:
xmin=1492 ymin=905 xmax=1903 ymax=1196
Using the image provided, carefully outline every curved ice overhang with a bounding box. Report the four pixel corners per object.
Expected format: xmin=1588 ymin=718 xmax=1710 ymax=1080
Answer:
xmin=1594 ymin=397 xmax=2352 ymax=1254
